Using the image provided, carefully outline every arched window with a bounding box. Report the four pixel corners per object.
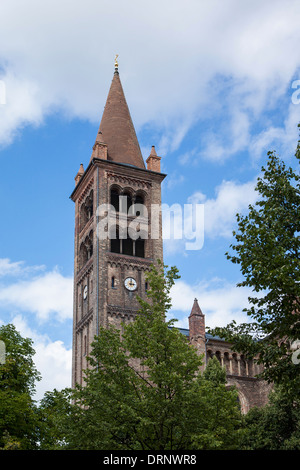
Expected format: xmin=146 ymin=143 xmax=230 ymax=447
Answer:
xmin=79 ymin=242 xmax=88 ymax=269
xmin=80 ymin=191 xmax=94 ymax=230
xmin=79 ymin=231 xmax=93 ymax=270
xmin=80 ymin=203 xmax=88 ymax=229
xmin=87 ymin=231 xmax=93 ymax=259
xmin=224 ymin=352 xmax=230 ymax=373
xmin=215 ymin=351 xmax=221 ymax=365
xmin=240 ymin=355 xmax=247 ymax=376
xmin=107 ymin=189 xmax=146 ymax=258
xmin=207 ymin=350 xmax=214 ymax=362
xmin=232 ymin=353 xmax=239 ymax=375
xmin=85 ymin=191 xmax=93 ymax=219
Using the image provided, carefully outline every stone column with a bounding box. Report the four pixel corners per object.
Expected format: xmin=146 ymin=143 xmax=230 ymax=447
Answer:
xmin=237 ymin=356 xmax=241 ymax=376
xmin=227 ymin=354 xmax=232 ymax=374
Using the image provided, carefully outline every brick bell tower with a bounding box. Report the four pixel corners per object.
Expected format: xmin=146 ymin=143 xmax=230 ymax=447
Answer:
xmin=70 ymin=59 xmax=166 ymax=387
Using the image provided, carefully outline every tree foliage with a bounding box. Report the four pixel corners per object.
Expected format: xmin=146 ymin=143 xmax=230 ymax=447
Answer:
xmin=208 ymin=127 xmax=300 ymax=394
xmin=240 ymin=385 xmax=300 ymax=450
xmin=61 ymin=262 xmax=242 ymax=450
xmin=0 ymin=324 xmax=41 ymax=449
xmin=37 ymin=388 xmax=73 ymax=449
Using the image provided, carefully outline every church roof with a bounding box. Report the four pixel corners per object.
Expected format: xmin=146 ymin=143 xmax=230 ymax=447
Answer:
xmin=169 ymin=327 xmax=225 ymax=342
xmin=93 ymin=64 xmax=145 ymax=169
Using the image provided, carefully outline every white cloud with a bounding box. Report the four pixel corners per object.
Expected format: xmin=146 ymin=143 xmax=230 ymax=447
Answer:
xmin=169 ymin=277 xmax=252 ymax=330
xmin=162 ymin=177 xmax=258 ymax=254
xmin=199 ymin=108 xmax=251 ymax=162
xmin=0 ymin=260 xmax=73 ymax=399
xmin=165 ymin=172 xmax=186 ymax=190
xmin=0 ymin=70 xmax=44 ymax=146
xmin=34 ymin=338 xmax=72 ymax=400
xmin=11 ymin=315 xmax=72 ymax=401
xmin=0 ymin=258 xmax=45 ymax=278
xmin=0 ymin=0 xmax=300 ymax=155
xmin=0 ymin=264 xmax=73 ymax=322
xmin=249 ymin=102 xmax=300 ymax=161
xmin=0 ymin=258 xmax=26 ymax=277
xmin=196 ymin=178 xmax=258 ymax=238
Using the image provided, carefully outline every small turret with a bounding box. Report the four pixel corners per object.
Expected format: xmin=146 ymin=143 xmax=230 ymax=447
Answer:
xmin=146 ymin=145 xmax=161 ymax=172
xmin=75 ymin=163 xmax=84 ymax=186
xmin=188 ymin=298 xmax=205 ymax=341
xmin=188 ymin=298 xmax=206 ymax=364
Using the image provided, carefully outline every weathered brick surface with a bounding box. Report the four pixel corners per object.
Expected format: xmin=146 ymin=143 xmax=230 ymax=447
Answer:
xmin=71 ymin=157 xmax=165 ymax=387
xmin=188 ymin=306 xmax=272 ymax=412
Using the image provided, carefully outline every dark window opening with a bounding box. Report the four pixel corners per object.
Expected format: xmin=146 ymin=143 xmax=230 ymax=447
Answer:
xmin=134 ymin=195 xmax=144 ymax=216
xmin=79 ymin=243 xmax=88 ymax=268
xmin=87 ymin=244 xmax=93 ymax=259
xmin=80 ymin=191 xmax=94 ymax=230
xmin=110 ymin=189 xmax=119 ymax=212
xmin=110 ymin=227 xmax=145 ymax=258
xmin=84 ymin=335 xmax=87 ymax=356
xmin=79 ymin=231 xmax=93 ymax=270
xmin=122 ymin=233 xmax=133 ymax=256
xmin=135 ymin=237 xmax=145 ymax=258
xmin=121 ymin=192 xmax=133 ymax=214
xmin=110 ymin=227 xmax=120 ymax=253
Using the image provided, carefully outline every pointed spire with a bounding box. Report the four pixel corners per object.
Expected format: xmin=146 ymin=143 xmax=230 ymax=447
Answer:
xmin=188 ymin=298 xmax=205 ymax=340
xmin=189 ymin=298 xmax=204 ymax=318
xmin=75 ymin=163 xmax=84 ymax=186
xmin=92 ymin=60 xmax=145 ymax=169
xmin=149 ymin=145 xmax=157 ymax=157
xmin=146 ymin=145 xmax=161 ymax=172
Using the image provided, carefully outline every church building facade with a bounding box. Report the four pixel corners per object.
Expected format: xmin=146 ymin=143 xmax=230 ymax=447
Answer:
xmin=70 ymin=61 xmax=271 ymax=414
xmin=186 ymin=298 xmax=271 ymax=413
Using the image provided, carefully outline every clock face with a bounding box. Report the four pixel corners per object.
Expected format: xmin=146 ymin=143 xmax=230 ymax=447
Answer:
xmin=124 ymin=277 xmax=137 ymax=291
xmin=83 ymin=285 xmax=88 ymax=300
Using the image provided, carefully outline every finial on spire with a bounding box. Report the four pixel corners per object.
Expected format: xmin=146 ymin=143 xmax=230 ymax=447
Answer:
xmin=114 ymin=54 xmax=119 ymax=71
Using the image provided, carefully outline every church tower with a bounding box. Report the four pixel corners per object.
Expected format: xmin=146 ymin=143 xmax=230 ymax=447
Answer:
xmin=70 ymin=60 xmax=166 ymax=387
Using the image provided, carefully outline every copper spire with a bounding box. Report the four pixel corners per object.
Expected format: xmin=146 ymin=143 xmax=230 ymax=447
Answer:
xmin=92 ymin=60 xmax=145 ymax=169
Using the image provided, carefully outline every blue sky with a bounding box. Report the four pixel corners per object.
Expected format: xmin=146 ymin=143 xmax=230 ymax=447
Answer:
xmin=0 ymin=0 xmax=300 ymax=400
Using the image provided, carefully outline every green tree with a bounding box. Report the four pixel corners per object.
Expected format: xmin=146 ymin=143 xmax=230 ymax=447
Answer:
xmin=190 ymin=356 xmax=243 ymax=450
xmin=209 ymin=128 xmax=300 ymax=394
xmin=240 ymin=385 xmax=300 ymax=450
xmin=0 ymin=324 xmax=41 ymax=449
xmin=64 ymin=262 xmax=242 ymax=450
xmin=37 ymin=388 xmax=73 ymax=449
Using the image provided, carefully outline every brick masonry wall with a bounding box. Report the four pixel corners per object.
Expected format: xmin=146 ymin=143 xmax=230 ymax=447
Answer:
xmin=71 ymin=158 xmax=165 ymax=387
